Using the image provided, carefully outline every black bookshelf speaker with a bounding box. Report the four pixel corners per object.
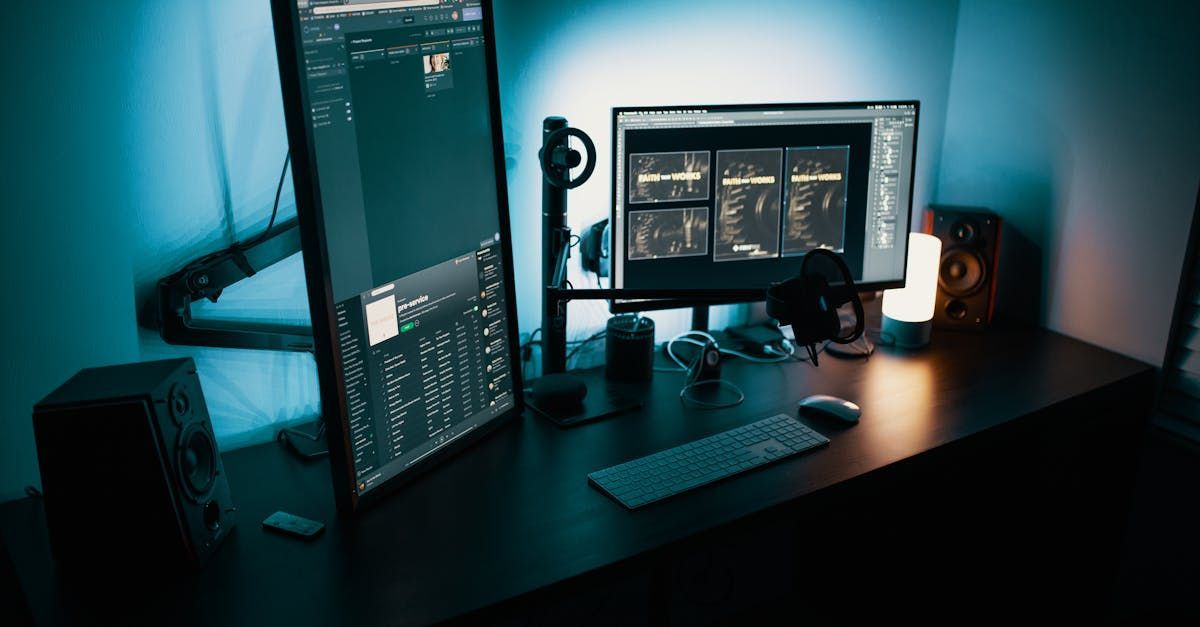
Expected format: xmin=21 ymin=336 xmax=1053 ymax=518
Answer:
xmin=924 ymin=206 xmax=1002 ymax=330
xmin=32 ymin=358 xmax=235 ymax=575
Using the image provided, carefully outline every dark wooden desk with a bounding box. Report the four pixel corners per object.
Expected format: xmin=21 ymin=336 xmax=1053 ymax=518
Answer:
xmin=0 ymin=328 xmax=1154 ymax=625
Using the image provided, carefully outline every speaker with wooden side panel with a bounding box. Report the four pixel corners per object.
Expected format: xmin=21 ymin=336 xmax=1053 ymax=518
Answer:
xmin=924 ymin=206 xmax=1002 ymax=330
xmin=32 ymin=358 xmax=234 ymax=576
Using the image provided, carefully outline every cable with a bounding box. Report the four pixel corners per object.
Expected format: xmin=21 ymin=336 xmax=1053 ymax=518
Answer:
xmin=718 ymin=346 xmax=792 ymax=364
xmin=826 ymin=334 xmax=875 ymax=358
xmin=158 ymin=150 xmax=292 ymax=290
xmin=664 ymin=330 xmax=746 ymax=410
xmin=792 ymin=341 xmax=828 ymax=363
xmin=680 ymin=379 xmax=745 ymax=409
xmin=521 ymin=328 xmax=542 ymax=355
xmin=520 ymin=328 xmax=542 ymax=381
xmin=276 ymin=419 xmax=328 ymax=460
xmin=565 ymin=329 xmax=607 ymax=366
xmin=761 ymin=341 xmax=797 ymax=359
xmin=665 ymin=330 xmax=718 ymax=371
xmin=521 ymin=327 xmax=615 ymax=375
xmin=667 ymin=330 xmax=793 ymax=366
xmin=243 ymin=151 xmax=291 ymax=249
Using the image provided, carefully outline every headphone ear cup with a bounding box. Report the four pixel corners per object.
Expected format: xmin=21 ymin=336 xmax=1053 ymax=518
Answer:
xmin=826 ymin=289 xmax=865 ymax=344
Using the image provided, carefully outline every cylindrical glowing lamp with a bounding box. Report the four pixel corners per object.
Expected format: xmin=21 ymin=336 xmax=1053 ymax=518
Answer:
xmin=881 ymin=232 xmax=942 ymax=348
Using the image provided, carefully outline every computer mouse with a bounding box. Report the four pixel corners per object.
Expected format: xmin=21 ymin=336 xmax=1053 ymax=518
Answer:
xmin=798 ymin=394 xmax=861 ymax=424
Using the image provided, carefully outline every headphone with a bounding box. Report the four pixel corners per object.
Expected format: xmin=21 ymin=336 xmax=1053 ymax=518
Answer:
xmin=579 ymin=219 xmax=609 ymax=276
xmin=765 ymin=249 xmax=865 ymax=364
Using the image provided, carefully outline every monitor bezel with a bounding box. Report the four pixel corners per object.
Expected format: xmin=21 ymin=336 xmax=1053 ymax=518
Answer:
xmin=609 ymin=100 xmax=920 ymax=313
xmin=270 ymin=0 xmax=524 ymax=515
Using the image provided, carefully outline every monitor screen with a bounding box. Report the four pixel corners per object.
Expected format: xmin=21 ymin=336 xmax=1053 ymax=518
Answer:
xmin=271 ymin=0 xmax=519 ymax=511
xmin=610 ymin=102 xmax=919 ymax=311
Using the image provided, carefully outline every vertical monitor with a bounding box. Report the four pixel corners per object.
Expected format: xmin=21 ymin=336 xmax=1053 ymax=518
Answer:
xmin=271 ymin=0 xmax=519 ymax=513
xmin=611 ymin=101 xmax=919 ymax=311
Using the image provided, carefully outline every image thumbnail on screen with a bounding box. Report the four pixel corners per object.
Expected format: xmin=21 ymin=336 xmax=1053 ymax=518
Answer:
xmin=628 ymin=207 xmax=710 ymax=260
xmin=629 ymin=151 xmax=711 ymax=204
xmin=783 ymin=146 xmax=849 ymax=255
xmin=715 ymin=148 xmax=782 ymax=262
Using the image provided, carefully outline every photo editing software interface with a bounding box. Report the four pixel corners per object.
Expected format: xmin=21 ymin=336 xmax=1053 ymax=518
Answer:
xmin=612 ymin=103 xmax=918 ymax=299
xmin=295 ymin=1 xmax=512 ymax=494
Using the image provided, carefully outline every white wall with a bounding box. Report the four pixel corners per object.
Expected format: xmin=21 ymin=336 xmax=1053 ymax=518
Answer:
xmin=0 ymin=1 xmax=318 ymax=501
xmin=126 ymin=1 xmax=320 ymax=449
xmin=936 ymin=0 xmax=1200 ymax=366
xmin=0 ymin=3 xmax=142 ymax=502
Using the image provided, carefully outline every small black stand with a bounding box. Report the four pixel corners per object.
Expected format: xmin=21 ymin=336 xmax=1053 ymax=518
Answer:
xmin=527 ymin=386 xmax=643 ymax=428
xmin=690 ymin=305 xmax=709 ymax=332
xmin=277 ymin=419 xmax=329 ymax=460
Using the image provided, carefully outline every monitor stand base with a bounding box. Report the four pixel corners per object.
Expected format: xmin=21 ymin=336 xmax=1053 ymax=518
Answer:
xmin=526 ymin=371 xmax=646 ymax=428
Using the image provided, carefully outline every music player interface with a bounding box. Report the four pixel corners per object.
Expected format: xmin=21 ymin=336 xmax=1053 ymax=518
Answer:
xmin=334 ymin=240 xmax=512 ymax=493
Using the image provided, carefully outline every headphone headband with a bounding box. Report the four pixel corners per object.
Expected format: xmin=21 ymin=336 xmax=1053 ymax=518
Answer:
xmin=765 ymin=249 xmax=865 ymax=352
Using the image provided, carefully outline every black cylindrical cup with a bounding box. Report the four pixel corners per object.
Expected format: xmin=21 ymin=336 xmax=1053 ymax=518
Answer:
xmin=605 ymin=315 xmax=655 ymax=382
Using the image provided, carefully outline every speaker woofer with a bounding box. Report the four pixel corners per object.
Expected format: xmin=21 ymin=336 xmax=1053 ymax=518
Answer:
xmin=177 ymin=425 xmax=217 ymax=503
xmin=939 ymin=248 xmax=987 ymax=297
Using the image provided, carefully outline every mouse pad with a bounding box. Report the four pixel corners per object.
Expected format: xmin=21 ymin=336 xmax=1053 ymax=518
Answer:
xmin=527 ymin=392 xmax=643 ymax=428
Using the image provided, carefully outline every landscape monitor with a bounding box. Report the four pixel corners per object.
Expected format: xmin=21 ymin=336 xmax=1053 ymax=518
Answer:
xmin=610 ymin=101 xmax=919 ymax=312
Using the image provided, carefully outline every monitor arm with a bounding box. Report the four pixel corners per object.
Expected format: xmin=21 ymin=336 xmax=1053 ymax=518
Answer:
xmin=148 ymin=216 xmax=327 ymax=459
xmin=540 ymin=116 xmax=587 ymax=374
xmin=151 ymin=216 xmax=313 ymax=352
xmin=539 ymin=117 xmax=728 ymax=374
